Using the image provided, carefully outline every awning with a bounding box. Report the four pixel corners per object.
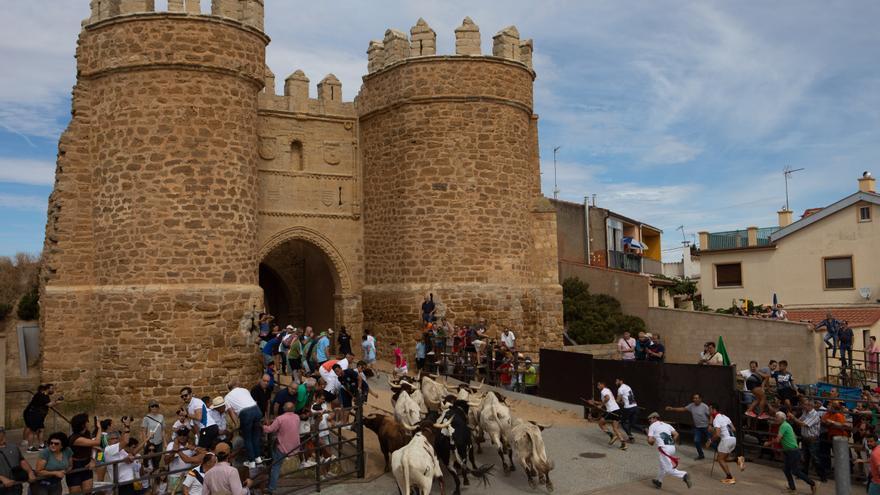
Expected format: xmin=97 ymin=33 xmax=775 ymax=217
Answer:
xmin=622 ymin=237 xmax=645 ymax=249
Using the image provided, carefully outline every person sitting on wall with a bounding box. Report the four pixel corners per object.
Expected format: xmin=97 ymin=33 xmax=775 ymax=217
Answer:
xmin=421 ymin=293 xmax=436 ymax=323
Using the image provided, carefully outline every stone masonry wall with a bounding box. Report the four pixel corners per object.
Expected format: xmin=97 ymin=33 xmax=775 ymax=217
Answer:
xmin=41 ymin=14 xmax=268 ymax=410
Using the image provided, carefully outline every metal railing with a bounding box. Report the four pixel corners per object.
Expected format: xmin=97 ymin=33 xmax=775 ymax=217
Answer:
xmin=707 ymin=227 xmax=778 ymax=250
xmin=3 ymin=404 xmax=365 ymax=495
xmin=427 ymin=340 xmax=540 ymax=394
xmin=608 ymin=250 xmax=641 ymax=273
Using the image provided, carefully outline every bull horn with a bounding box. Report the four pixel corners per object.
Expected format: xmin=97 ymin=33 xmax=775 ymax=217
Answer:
xmin=388 ymin=377 xmax=400 ymax=386
xmin=402 ymin=423 xmax=420 ymax=431
xmin=433 ymin=417 xmax=454 ymax=429
xmin=472 ymin=379 xmax=484 ymax=390
xmin=536 ymin=422 xmax=553 ymax=429
xmin=445 ymin=384 xmax=459 ymax=391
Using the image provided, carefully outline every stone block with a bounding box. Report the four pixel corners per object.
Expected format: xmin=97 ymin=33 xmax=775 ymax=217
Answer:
xmin=455 ymin=17 xmax=481 ymax=55
xmin=520 ymin=39 xmax=533 ymax=69
xmin=409 ymin=18 xmax=436 ymax=57
xmin=367 ymin=40 xmax=384 ymax=73
xmin=382 ymin=28 xmax=409 ymax=66
xmin=318 ymin=73 xmax=342 ymax=103
xmin=493 ymin=25 xmax=521 ymax=61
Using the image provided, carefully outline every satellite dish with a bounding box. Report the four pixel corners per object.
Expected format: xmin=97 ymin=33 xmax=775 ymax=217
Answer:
xmin=859 ymin=287 xmax=872 ymax=300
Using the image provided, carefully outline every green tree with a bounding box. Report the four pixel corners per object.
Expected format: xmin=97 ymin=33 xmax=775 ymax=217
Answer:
xmin=17 ymin=287 xmax=39 ymax=321
xmin=562 ymin=277 xmax=646 ymax=344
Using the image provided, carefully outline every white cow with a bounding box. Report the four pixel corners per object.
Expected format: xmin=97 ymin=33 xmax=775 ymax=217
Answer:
xmin=391 ymin=432 xmax=444 ymax=495
xmin=478 ymin=391 xmax=515 ymax=473
xmin=419 ymin=375 xmax=450 ymax=412
xmin=394 ymin=390 xmax=422 ymax=430
xmin=508 ymin=417 xmax=554 ymax=491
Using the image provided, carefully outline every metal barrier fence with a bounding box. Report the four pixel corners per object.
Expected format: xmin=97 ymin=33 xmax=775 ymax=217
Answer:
xmin=4 ymin=404 xmax=365 ymax=495
xmin=427 ymin=342 xmax=541 ymax=394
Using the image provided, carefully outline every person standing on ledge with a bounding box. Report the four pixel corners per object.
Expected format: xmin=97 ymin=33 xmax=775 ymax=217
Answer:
xmin=421 ymin=294 xmax=436 ymax=323
xmin=646 ymin=412 xmax=692 ymax=490
xmin=617 ymin=331 xmax=636 ymax=361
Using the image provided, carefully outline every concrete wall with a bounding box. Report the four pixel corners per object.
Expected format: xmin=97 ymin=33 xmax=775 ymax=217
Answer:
xmin=553 ymin=200 xmax=587 ymax=264
xmin=563 ymin=343 xmax=618 ymax=359
xmin=700 ymin=201 xmax=879 ymax=309
xmin=645 ymin=307 xmax=825 ymax=383
xmin=559 ymin=262 xmax=651 ymax=319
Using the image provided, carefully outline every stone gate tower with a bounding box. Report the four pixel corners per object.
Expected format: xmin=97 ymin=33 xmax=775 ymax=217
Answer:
xmin=42 ymin=3 xmax=562 ymax=408
xmin=41 ymin=0 xmax=268 ymax=409
xmin=357 ymin=20 xmax=562 ymax=351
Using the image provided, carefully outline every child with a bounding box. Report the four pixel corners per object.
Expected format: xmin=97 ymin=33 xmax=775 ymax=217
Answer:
xmin=393 ymin=343 xmax=408 ymax=376
xmin=310 ymin=395 xmax=335 ymax=477
xmin=414 ymin=338 xmax=426 ymax=371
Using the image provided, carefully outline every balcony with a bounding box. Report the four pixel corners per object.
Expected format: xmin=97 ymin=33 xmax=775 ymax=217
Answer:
xmin=609 ymin=250 xmax=641 ymax=273
xmin=705 ymin=227 xmax=778 ymax=250
xmin=642 ymin=257 xmax=663 ymax=275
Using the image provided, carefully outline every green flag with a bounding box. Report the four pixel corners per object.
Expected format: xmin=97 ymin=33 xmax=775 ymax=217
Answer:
xmin=717 ymin=335 xmax=731 ymax=366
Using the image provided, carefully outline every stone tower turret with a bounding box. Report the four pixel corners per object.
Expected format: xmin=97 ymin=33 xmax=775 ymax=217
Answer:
xmin=357 ymin=19 xmax=562 ymax=353
xmin=42 ymin=0 xmax=269 ymax=408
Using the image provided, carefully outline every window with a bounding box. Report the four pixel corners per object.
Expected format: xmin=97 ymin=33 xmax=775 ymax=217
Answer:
xmin=715 ymin=263 xmax=742 ymax=287
xmin=824 ymin=256 xmax=854 ymax=289
xmin=859 ymin=206 xmax=872 ymax=222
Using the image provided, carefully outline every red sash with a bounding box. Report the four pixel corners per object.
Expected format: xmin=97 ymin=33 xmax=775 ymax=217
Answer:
xmin=658 ymin=447 xmax=679 ymax=468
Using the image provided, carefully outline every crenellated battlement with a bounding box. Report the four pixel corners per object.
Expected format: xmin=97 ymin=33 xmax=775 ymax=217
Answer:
xmin=365 ymin=17 xmax=534 ymax=74
xmin=258 ymin=68 xmax=356 ymax=118
xmin=84 ymin=0 xmax=264 ymax=31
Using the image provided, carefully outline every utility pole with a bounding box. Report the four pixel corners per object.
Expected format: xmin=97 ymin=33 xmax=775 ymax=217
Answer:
xmin=553 ymin=146 xmax=562 ymax=200
xmin=783 ymin=165 xmax=805 ymax=211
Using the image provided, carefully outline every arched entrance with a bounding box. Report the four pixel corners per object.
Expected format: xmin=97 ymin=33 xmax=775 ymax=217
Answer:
xmin=259 ymin=239 xmax=339 ymax=331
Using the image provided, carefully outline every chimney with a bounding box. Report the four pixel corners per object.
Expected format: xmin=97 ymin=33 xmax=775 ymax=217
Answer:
xmin=859 ymin=171 xmax=876 ymax=193
xmin=778 ymin=209 xmax=793 ymax=228
xmin=698 ymin=231 xmax=709 ymax=250
xmin=747 ymin=226 xmax=758 ymax=247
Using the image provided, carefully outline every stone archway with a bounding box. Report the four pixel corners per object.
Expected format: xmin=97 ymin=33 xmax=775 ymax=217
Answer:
xmin=258 ymin=228 xmax=358 ymax=333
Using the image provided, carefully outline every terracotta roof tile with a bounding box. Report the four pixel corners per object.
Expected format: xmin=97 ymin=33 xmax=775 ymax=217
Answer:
xmin=786 ymin=308 xmax=880 ymax=328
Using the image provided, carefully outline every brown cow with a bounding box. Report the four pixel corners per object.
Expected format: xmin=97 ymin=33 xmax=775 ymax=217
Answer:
xmin=363 ymin=413 xmax=417 ymax=472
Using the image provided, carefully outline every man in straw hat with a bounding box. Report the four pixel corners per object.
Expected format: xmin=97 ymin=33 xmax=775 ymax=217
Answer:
xmin=646 ymin=411 xmax=692 ymax=490
xmin=202 ymin=442 xmax=250 ymax=495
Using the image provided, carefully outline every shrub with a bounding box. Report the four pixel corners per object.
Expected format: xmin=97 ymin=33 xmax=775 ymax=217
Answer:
xmin=17 ymin=288 xmax=39 ymax=321
xmin=562 ymin=277 xmax=647 ymax=345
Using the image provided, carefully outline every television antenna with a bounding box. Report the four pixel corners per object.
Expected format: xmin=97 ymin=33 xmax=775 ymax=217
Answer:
xmin=783 ymin=165 xmax=805 ymax=211
xmin=676 ymin=225 xmax=690 ymax=247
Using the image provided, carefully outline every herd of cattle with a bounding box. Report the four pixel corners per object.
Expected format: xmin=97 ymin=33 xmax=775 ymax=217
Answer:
xmin=363 ymin=373 xmax=554 ymax=495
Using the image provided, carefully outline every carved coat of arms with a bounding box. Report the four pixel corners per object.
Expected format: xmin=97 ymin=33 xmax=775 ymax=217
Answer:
xmin=323 ymin=141 xmax=341 ymax=165
xmin=320 ymin=190 xmax=335 ymax=207
xmin=258 ymin=136 xmax=276 ymax=160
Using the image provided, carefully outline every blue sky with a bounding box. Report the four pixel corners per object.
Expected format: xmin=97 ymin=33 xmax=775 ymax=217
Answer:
xmin=1 ymin=1 xmax=879 ymax=261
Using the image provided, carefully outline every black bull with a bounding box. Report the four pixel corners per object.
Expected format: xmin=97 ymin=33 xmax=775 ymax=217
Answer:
xmin=422 ymin=401 xmax=493 ymax=495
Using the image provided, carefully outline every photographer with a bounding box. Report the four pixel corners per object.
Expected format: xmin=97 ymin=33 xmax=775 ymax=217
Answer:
xmin=23 ymin=384 xmax=62 ymax=452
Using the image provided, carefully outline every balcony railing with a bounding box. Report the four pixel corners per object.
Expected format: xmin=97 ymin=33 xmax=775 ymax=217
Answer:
xmin=609 ymin=250 xmax=641 ymax=273
xmin=642 ymin=257 xmax=663 ymax=275
xmin=707 ymin=227 xmax=778 ymax=250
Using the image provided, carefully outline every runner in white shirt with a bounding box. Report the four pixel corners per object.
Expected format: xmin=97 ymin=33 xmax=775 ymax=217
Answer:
xmin=615 ymin=378 xmax=639 ymax=443
xmin=646 ymin=412 xmax=692 ymax=489
xmin=709 ymin=404 xmax=745 ymax=484
xmin=589 ymin=381 xmax=627 ymax=451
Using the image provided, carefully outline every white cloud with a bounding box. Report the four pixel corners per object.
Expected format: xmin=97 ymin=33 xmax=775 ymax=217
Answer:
xmin=0 ymin=193 xmax=47 ymax=211
xmin=642 ymin=137 xmax=701 ymax=165
xmin=0 ymin=158 xmax=55 ymax=186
